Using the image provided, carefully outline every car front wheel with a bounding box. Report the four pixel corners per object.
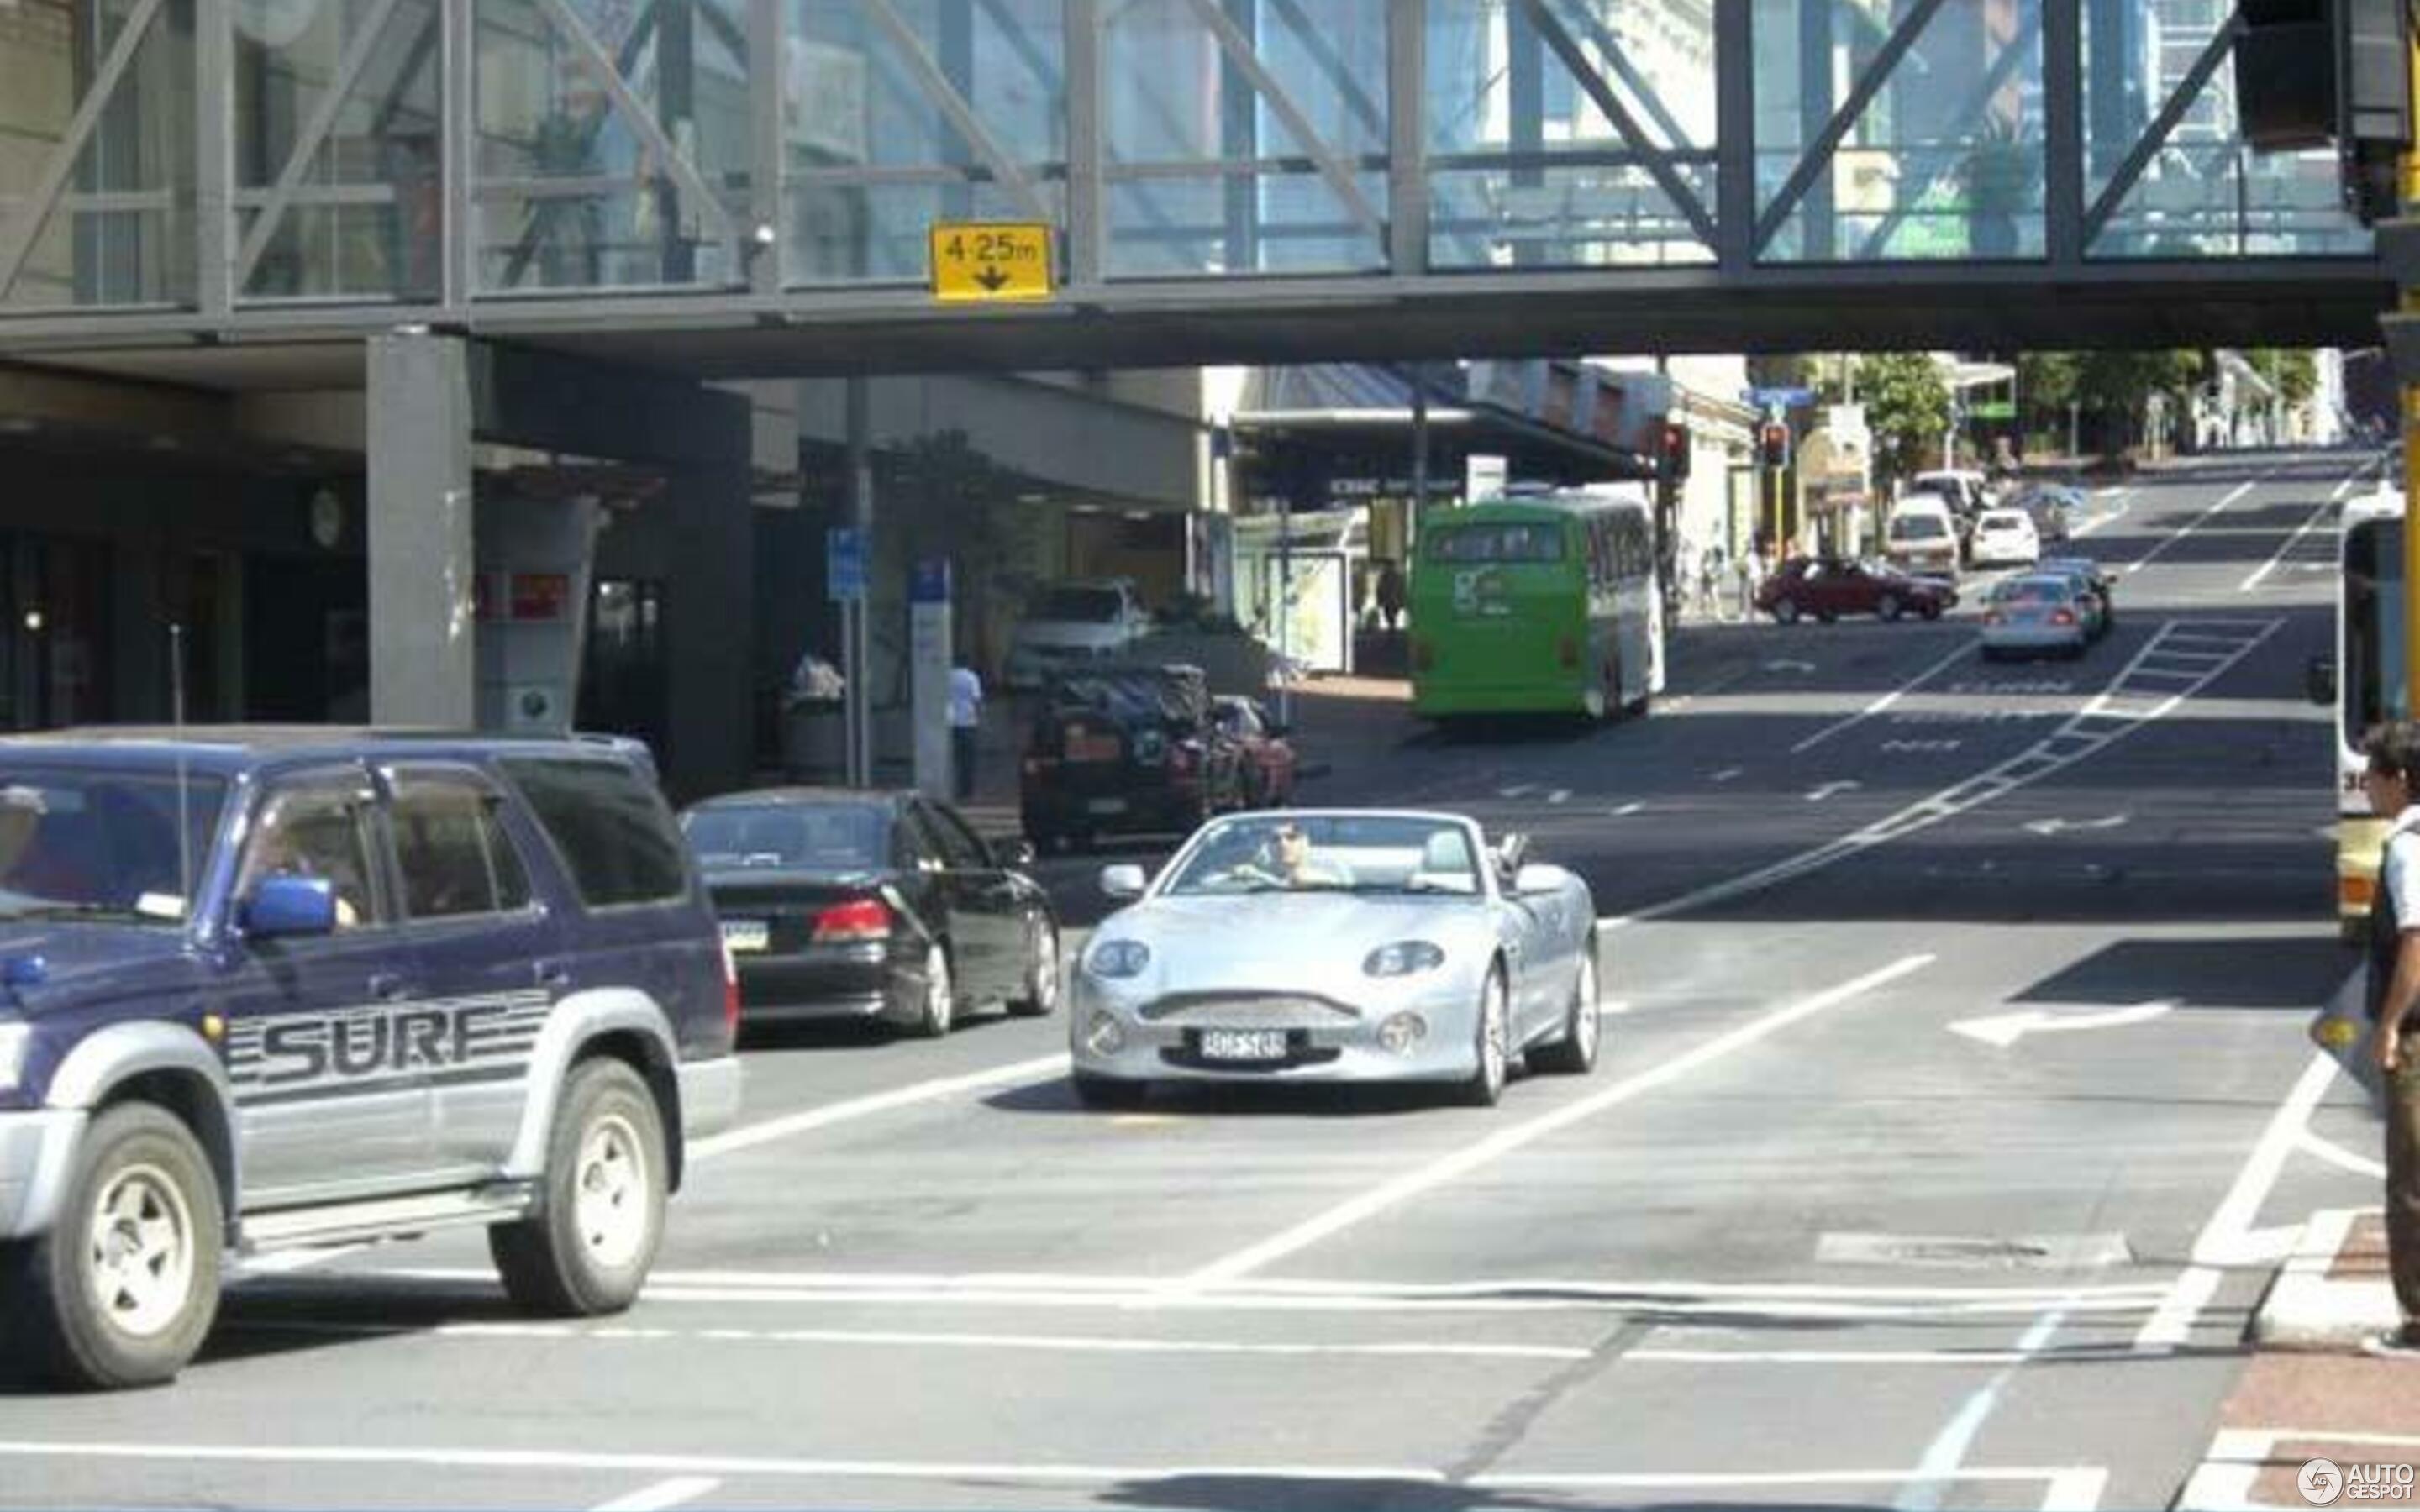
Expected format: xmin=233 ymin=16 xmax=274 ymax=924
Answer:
xmin=1456 ymin=968 xmax=1512 ymax=1108
xmin=1771 ymin=599 xmax=1800 ymax=625
xmin=490 ymin=1057 xmax=667 ymax=1316
xmin=1876 ymin=593 xmax=1903 ymax=622
xmin=8 ymin=1101 xmax=223 ymax=1389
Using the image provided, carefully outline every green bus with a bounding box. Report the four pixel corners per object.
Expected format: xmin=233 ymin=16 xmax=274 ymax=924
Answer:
xmin=1408 ymin=485 xmax=1667 ymax=721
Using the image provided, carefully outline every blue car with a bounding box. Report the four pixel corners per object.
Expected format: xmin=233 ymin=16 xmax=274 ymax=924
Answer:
xmin=0 ymin=728 xmax=743 ymax=1389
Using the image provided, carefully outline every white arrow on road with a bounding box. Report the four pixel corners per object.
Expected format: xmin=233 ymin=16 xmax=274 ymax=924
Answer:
xmin=1806 ymin=780 xmax=1862 ymax=802
xmin=1948 ymin=1000 xmax=2177 ymax=1049
xmin=1763 ymin=659 xmax=1817 ymax=675
xmin=2023 ymin=814 xmax=2129 ymax=837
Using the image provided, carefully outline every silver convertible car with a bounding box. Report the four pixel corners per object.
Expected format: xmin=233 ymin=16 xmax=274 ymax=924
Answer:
xmin=1067 ymin=810 xmax=1602 ymax=1109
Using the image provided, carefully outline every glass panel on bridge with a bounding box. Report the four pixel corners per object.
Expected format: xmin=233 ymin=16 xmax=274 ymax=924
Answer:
xmin=473 ymin=0 xmax=751 ymax=291
xmin=1754 ymin=0 xmax=2045 ymax=263
xmin=784 ymin=0 xmax=1066 ymax=286
xmin=1425 ymin=0 xmax=1717 ymax=269
xmin=1103 ymin=0 xmax=1389 ymax=276
xmin=0 ymin=0 xmax=197 ymax=311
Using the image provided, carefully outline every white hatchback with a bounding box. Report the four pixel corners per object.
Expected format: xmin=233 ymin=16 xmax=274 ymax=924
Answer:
xmin=1967 ymin=507 xmax=2040 ymax=569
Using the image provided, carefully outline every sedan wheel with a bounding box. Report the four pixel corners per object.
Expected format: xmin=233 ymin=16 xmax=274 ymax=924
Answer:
xmin=1008 ymin=914 xmax=1060 ymax=1017
xmin=913 ymin=943 xmax=955 ymax=1038
xmin=1456 ymin=969 xmax=1511 ymax=1108
xmin=1876 ymin=593 xmax=1902 ymax=622
xmin=1772 ymin=599 xmax=1800 ymax=625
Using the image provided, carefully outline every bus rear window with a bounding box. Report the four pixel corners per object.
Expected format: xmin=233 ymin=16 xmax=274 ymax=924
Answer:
xmin=1425 ymin=524 xmax=1566 ymax=564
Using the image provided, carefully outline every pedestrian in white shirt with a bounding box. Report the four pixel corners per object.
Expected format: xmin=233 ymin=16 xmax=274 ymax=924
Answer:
xmin=949 ymin=661 xmax=984 ymax=802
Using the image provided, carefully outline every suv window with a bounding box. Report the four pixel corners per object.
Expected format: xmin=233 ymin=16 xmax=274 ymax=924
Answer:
xmin=499 ymin=757 xmax=688 ymax=907
xmin=390 ymin=774 xmax=533 ymax=921
xmin=237 ymin=780 xmax=383 ymax=929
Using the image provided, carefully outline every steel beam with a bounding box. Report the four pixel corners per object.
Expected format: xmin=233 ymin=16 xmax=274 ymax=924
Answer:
xmin=1714 ymin=0 xmax=1753 ymax=273
xmin=498 ymin=0 xmax=657 ymax=289
xmin=531 ymin=0 xmax=741 ymax=270
xmin=234 ymin=0 xmax=410 ymax=293
xmin=1549 ymin=0 xmax=1693 ymax=151
xmin=1386 ymin=0 xmax=1427 ymax=276
xmin=1855 ymin=13 xmax=2041 ymax=261
xmin=0 ymin=0 xmax=168 ymax=303
xmin=1514 ymin=0 xmax=1717 ymax=249
xmin=2081 ymin=11 xmax=2244 ymax=249
xmin=442 ymin=0 xmax=473 ymax=303
xmin=749 ymin=0 xmax=781 ymax=294
xmin=858 ymin=0 xmax=1050 ymax=221
xmin=1178 ymin=0 xmax=1386 ymax=234
xmin=197 ymin=0 xmax=234 ymax=317
xmin=1754 ymin=0 xmax=1953 ymax=255
xmin=1065 ymin=0 xmax=1104 ymax=285
xmin=2044 ymin=0 xmax=2083 ymax=267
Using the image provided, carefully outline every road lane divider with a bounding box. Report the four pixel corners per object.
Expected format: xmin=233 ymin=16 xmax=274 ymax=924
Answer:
xmin=689 ymin=1053 xmax=1071 ymax=1163
xmin=1169 ymin=954 xmax=1934 ymax=1290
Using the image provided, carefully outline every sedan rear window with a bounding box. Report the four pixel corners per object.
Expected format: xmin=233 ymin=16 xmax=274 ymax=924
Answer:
xmin=1890 ymin=516 xmax=1948 ymax=541
xmin=685 ymin=804 xmax=888 ymax=873
xmin=1991 ymin=579 xmax=2070 ymax=605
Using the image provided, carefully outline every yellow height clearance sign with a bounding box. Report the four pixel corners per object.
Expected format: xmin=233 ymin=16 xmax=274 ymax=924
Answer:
xmin=929 ymin=222 xmax=1054 ymax=302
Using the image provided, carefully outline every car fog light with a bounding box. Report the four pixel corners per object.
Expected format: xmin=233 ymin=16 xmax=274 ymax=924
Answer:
xmin=1084 ymin=1012 xmax=1127 ymax=1056
xmin=1377 ymin=1012 xmax=1427 ymax=1056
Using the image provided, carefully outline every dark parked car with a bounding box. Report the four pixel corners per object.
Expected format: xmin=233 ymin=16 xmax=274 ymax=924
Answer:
xmin=1757 ymin=556 xmax=1958 ymax=624
xmin=1021 ymin=664 xmax=1240 ymax=850
xmin=1212 ymin=695 xmax=1299 ymax=808
xmin=685 ymin=790 xmax=1060 ymax=1038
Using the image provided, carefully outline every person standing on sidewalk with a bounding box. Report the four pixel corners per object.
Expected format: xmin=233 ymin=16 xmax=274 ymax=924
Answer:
xmin=2361 ymin=720 xmax=2420 ymax=1356
xmin=948 ymin=658 xmax=984 ymax=803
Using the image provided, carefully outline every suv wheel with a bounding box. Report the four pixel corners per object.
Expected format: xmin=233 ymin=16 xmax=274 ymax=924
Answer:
xmin=490 ymin=1057 xmax=666 ymax=1316
xmin=10 ymin=1101 xmax=222 ymax=1389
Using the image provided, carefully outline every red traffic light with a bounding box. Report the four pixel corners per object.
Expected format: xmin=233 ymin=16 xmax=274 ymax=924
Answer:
xmin=1759 ymin=423 xmax=1791 ymax=470
xmin=1660 ymin=422 xmax=1692 ymax=482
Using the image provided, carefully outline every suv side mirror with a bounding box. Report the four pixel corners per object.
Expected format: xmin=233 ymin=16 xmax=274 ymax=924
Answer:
xmin=243 ymin=874 xmax=337 ymax=939
xmin=2308 ymin=654 xmax=2338 ymax=707
xmin=1100 ymin=864 xmax=1147 ymax=900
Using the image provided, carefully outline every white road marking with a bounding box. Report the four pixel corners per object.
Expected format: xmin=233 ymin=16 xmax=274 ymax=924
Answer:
xmin=2022 ymin=814 xmax=2128 ymax=837
xmin=1498 ymin=784 xmax=1536 ymax=799
xmin=1609 ymin=618 xmax=2278 ymax=930
xmin=234 ymin=1244 xmax=366 ymax=1276
xmin=1476 ymin=1467 xmax=2107 ymax=1493
xmin=2135 ymin=1050 xmax=2344 ymax=1350
xmin=688 ymin=1053 xmax=1070 ymax=1163
xmin=1763 ymin=658 xmax=1818 ymax=675
xmin=1711 ymin=766 xmax=1743 ymax=782
xmin=2042 ymin=1467 xmax=2112 ymax=1512
xmin=2241 ymin=496 xmax=2340 ymax=591
xmin=1172 ymin=955 xmax=1933 ymax=1289
xmin=1946 ymin=1000 xmax=2175 ymax=1049
xmin=1806 ymin=780 xmax=1863 ymax=802
xmin=592 ymin=1477 xmax=721 ymax=1512
xmin=2074 ymin=494 xmax=2131 ymax=537
xmin=2296 ymin=1129 xmax=2388 ymax=1179
xmin=1895 ymin=1307 xmax=2066 ymax=1512
xmin=1612 ymin=801 xmax=1646 ymax=816
xmin=1546 ymin=789 xmax=1570 ymax=805
xmin=2123 ymin=479 xmax=2258 ymax=575
xmin=1628 ymin=1347 xmax=2032 ymax=1365
xmin=0 ymin=1441 xmax=1449 ymax=1488
xmin=1789 ymin=638 xmax=1976 ymax=756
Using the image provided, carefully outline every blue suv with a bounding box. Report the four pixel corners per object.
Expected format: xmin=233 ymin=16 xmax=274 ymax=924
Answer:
xmin=0 ymin=730 xmax=743 ymax=1389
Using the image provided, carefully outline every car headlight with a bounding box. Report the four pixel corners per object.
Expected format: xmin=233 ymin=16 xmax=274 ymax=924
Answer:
xmin=1087 ymin=939 xmax=1152 ymax=979
xmin=0 ymin=1021 xmax=29 ymax=1093
xmin=1364 ymin=941 xmax=1446 ymax=977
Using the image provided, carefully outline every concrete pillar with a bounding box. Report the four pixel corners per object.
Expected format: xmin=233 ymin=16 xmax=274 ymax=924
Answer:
xmin=664 ymin=459 xmax=755 ymax=801
xmin=367 ymin=331 xmax=476 ymax=728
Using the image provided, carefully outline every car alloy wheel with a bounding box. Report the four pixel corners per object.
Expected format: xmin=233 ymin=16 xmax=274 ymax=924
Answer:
xmin=1876 ymin=593 xmax=1902 ymax=622
xmin=1772 ymin=599 xmax=1800 ymax=624
xmin=918 ymin=943 xmax=955 ymax=1037
xmin=1011 ymin=914 xmax=1059 ymax=1016
xmin=1459 ymin=969 xmax=1511 ymax=1107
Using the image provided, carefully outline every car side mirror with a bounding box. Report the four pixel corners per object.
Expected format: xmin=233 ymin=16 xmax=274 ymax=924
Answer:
xmin=996 ymin=837 xmax=1039 ymax=869
xmin=242 ymin=874 xmax=337 ymax=939
xmin=2308 ymin=654 xmax=2338 ymax=707
xmin=1100 ymin=864 xmax=1147 ymax=900
xmin=1513 ymin=864 xmax=1571 ymax=897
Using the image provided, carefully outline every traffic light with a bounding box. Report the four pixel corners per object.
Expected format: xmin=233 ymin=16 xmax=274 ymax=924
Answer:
xmin=2237 ymin=0 xmax=2409 ymax=222
xmin=1660 ymin=422 xmax=1692 ymax=484
xmin=1759 ymin=421 xmax=1791 ymax=471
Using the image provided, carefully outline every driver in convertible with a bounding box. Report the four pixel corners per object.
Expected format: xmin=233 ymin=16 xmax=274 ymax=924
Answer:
xmin=1229 ymin=821 xmax=1350 ymax=889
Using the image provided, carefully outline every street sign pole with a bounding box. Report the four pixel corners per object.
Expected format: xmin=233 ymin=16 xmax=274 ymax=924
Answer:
xmin=846 ymin=376 xmax=875 ymax=790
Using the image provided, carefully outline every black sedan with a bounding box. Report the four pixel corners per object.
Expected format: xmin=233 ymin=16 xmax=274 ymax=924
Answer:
xmin=682 ymin=789 xmax=1060 ymax=1037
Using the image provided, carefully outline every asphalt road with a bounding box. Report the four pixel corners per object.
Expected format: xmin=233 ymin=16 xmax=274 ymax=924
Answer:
xmin=0 ymin=449 xmax=2397 ymax=1512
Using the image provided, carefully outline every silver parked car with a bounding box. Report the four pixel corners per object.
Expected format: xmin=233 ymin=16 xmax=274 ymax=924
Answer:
xmin=1981 ymin=574 xmax=2093 ymax=660
xmin=1068 ymin=811 xmax=1601 ymax=1109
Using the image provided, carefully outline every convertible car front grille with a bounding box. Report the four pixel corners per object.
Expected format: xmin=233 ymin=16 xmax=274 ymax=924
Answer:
xmin=1138 ymin=992 xmax=1360 ymax=1027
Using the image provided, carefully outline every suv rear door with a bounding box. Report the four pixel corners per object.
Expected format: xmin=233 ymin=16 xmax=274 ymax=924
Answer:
xmin=376 ymin=761 xmax=564 ymax=1179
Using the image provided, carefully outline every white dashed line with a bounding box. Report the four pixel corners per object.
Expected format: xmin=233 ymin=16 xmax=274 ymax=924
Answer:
xmin=690 ymin=1054 xmax=1070 ymax=1163
xmin=1789 ymin=638 xmax=1976 ymax=755
xmin=591 ymin=1477 xmax=722 ymax=1512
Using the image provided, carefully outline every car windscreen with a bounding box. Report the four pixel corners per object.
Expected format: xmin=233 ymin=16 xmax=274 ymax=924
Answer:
xmin=685 ymin=802 xmax=889 ymax=873
xmin=1162 ymin=814 xmax=1481 ymax=895
xmin=1034 ymin=588 xmax=1123 ymax=622
xmin=0 ymin=764 xmax=227 ymax=924
xmin=1423 ymin=523 xmax=1566 ymax=564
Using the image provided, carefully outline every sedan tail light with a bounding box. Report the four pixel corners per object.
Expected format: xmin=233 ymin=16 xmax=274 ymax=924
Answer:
xmin=2049 ymin=609 xmax=2076 ymax=627
xmin=719 ymin=941 xmax=742 ymax=1035
xmin=812 ymin=897 xmax=893 ymax=943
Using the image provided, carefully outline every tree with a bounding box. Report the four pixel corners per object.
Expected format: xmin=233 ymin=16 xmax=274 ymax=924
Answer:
xmin=1848 ymin=354 xmax=1952 ymax=486
xmin=872 ymin=431 xmax=1027 ymax=696
xmin=2249 ymin=349 xmax=2319 ymax=409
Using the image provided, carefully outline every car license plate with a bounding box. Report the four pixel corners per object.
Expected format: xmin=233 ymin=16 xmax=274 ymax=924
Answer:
xmin=1087 ymin=797 xmax=1128 ymax=816
xmin=1068 ymin=732 xmax=1120 ymax=763
xmin=1200 ymin=1028 xmax=1289 ymax=1061
xmin=720 ymin=920 xmax=770 ymax=953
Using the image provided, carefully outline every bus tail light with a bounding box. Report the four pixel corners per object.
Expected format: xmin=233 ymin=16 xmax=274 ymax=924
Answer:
xmin=2344 ymin=873 xmax=2378 ymax=912
xmin=1556 ymin=634 xmax=1579 ymax=669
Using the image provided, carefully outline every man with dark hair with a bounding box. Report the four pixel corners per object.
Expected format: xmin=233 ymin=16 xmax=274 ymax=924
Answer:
xmin=2361 ymin=719 xmax=2420 ymax=1355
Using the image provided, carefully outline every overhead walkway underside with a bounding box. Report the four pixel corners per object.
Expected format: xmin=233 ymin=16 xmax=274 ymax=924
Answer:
xmin=0 ymin=0 xmax=2391 ymax=386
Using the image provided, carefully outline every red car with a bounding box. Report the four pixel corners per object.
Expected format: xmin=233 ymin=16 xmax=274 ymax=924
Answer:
xmin=1758 ymin=556 xmax=1957 ymax=624
xmin=1213 ymin=696 xmax=1299 ymax=808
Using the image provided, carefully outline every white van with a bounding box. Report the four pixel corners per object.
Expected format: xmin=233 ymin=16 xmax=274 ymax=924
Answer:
xmin=1885 ymin=495 xmax=1961 ymax=578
